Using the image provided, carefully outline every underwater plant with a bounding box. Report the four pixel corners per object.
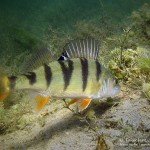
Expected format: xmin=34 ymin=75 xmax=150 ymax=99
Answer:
xmin=142 ymin=83 xmax=150 ymax=98
xmin=11 ymin=28 xmax=42 ymax=51
xmin=137 ymin=47 xmax=150 ymax=74
xmin=0 ymin=100 xmax=32 ymax=134
xmin=108 ymin=46 xmax=150 ymax=99
xmin=106 ymin=4 xmax=150 ymax=93
xmin=138 ymin=48 xmax=150 ymax=98
xmin=108 ymin=48 xmax=138 ymax=80
xmin=130 ymin=3 xmax=150 ymax=46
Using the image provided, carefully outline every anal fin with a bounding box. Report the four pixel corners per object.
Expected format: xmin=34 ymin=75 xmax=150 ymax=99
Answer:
xmin=35 ymin=94 xmax=50 ymax=111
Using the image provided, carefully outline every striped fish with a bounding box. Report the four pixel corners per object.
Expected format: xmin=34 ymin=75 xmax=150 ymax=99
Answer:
xmin=0 ymin=38 xmax=120 ymax=112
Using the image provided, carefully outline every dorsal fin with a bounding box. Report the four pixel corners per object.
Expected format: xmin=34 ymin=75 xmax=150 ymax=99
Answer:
xmin=22 ymin=38 xmax=100 ymax=73
xmin=22 ymin=46 xmax=53 ymax=73
xmin=59 ymin=38 xmax=100 ymax=60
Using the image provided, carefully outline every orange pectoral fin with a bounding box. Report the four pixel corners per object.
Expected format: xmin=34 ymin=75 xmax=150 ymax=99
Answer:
xmin=77 ymin=98 xmax=92 ymax=112
xmin=35 ymin=95 xmax=50 ymax=112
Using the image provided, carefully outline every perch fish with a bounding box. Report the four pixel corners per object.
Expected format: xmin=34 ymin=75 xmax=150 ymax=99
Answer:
xmin=0 ymin=38 xmax=120 ymax=112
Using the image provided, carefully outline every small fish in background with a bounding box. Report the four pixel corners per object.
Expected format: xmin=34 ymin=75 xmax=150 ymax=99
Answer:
xmin=0 ymin=38 xmax=120 ymax=112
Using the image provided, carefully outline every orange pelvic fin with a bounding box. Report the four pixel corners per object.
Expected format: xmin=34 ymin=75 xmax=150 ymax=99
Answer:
xmin=77 ymin=98 xmax=92 ymax=112
xmin=68 ymin=98 xmax=78 ymax=106
xmin=35 ymin=94 xmax=50 ymax=111
xmin=69 ymin=98 xmax=92 ymax=112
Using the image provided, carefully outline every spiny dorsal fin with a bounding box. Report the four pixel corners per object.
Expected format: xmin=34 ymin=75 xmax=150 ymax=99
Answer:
xmin=59 ymin=38 xmax=100 ymax=60
xmin=22 ymin=46 xmax=52 ymax=73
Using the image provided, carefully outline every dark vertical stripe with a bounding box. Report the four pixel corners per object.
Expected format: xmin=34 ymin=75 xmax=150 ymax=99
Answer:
xmin=80 ymin=58 xmax=88 ymax=91
xmin=23 ymin=72 xmax=36 ymax=85
xmin=44 ymin=64 xmax=52 ymax=88
xmin=58 ymin=60 xmax=74 ymax=91
xmin=95 ymin=61 xmax=101 ymax=81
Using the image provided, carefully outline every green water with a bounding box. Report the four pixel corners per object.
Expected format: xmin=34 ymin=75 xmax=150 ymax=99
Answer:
xmin=0 ymin=0 xmax=150 ymax=57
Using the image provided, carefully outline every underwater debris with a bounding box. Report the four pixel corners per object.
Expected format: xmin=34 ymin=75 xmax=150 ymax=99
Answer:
xmin=96 ymin=134 xmax=114 ymax=150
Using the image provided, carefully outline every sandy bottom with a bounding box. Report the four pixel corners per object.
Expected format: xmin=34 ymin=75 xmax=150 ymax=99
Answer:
xmin=0 ymin=86 xmax=150 ymax=150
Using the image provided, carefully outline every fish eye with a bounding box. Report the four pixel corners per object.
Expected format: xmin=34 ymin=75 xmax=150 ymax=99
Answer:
xmin=114 ymin=78 xmax=118 ymax=84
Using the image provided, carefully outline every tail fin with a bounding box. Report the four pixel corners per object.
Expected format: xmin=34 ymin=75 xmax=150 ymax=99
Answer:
xmin=0 ymin=68 xmax=16 ymax=101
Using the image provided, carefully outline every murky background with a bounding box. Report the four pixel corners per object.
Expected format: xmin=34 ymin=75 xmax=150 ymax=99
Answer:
xmin=0 ymin=0 xmax=150 ymax=55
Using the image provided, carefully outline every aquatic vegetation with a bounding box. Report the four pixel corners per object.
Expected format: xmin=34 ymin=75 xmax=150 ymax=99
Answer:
xmin=108 ymin=46 xmax=150 ymax=101
xmin=0 ymin=90 xmax=49 ymax=134
xmin=45 ymin=27 xmax=71 ymax=57
xmin=96 ymin=134 xmax=114 ymax=150
xmin=0 ymin=100 xmax=32 ymax=134
xmin=108 ymin=47 xmax=150 ymax=79
xmin=137 ymin=47 xmax=150 ymax=74
xmin=11 ymin=28 xmax=42 ymax=52
xmin=85 ymin=109 xmax=96 ymax=120
xmin=142 ymin=83 xmax=150 ymax=98
xmin=0 ymin=51 xmax=30 ymax=76
xmin=130 ymin=3 xmax=150 ymax=45
xmin=107 ymin=4 xmax=150 ymax=91
xmin=108 ymin=48 xmax=138 ymax=80
xmin=0 ymin=53 xmax=33 ymax=134
xmin=74 ymin=19 xmax=118 ymax=40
